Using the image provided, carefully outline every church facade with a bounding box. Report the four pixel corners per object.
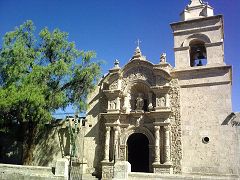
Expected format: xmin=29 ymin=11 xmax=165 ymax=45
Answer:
xmin=84 ymin=0 xmax=239 ymax=179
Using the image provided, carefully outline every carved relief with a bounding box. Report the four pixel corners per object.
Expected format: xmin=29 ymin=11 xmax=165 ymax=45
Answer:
xmin=121 ymin=67 xmax=154 ymax=91
xmin=136 ymin=93 xmax=144 ymax=110
xmin=157 ymin=96 xmax=166 ymax=107
xmin=109 ymin=99 xmax=117 ymax=110
xmin=109 ymin=80 xmax=118 ymax=90
xmin=169 ymin=79 xmax=182 ymax=174
xmin=119 ymin=146 xmax=125 ymax=161
xmin=102 ymin=165 xmax=114 ymax=179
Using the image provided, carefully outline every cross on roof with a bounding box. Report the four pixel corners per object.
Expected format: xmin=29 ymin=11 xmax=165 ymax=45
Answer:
xmin=136 ymin=39 xmax=142 ymax=47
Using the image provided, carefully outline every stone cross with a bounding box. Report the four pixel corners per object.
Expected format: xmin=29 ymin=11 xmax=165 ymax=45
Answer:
xmin=136 ymin=39 xmax=141 ymax=47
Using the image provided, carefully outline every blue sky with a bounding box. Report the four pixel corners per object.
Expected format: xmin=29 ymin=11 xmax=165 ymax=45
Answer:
xmin=0 ymin=0 xmax=239 ymax=112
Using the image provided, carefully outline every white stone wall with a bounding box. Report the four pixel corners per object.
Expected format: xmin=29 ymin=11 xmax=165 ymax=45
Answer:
xmin=180 ymin=83 xmax=239 ymax=175
xmin=85 ymin=85 xmax=104 ymax=175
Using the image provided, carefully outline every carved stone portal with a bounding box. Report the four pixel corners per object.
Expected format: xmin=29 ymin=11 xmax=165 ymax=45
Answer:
xmin=100 ymin=57 xmax=181 ymax=178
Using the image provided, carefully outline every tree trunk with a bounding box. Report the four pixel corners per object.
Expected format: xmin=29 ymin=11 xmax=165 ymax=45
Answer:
xmin=21 ymin=121 xmax=37 ymax=165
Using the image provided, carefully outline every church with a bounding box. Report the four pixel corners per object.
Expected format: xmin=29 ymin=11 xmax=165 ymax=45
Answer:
xmin=83 ymin=0 xmax=240 ymax=179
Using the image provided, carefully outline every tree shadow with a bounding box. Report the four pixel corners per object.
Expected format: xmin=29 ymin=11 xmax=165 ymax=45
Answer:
xmin=32 ymin=123 xmax=70 ymax=166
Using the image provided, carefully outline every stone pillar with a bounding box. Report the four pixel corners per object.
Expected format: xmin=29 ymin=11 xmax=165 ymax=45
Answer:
xmin=148 ymin=92 xmax=153 ymax=110
xmin=114 ymin=126 xmax=119 ymax=161
xmin=166 ymin=94 xmax=170 ymax=107
xmin=164 ymin=125 xmax=171 ymax=164
xmin=116 ymin=97 xmax=120 ymax=110
xmin=104 ymin=126 xmax=111 ymax=162
xmin=107 ymin=100 xmax=111 ymax=110
xmin=122 ymin=95 xmax=127 ymax=112
xmin=154 ymin=126 xmax=160 ymax=164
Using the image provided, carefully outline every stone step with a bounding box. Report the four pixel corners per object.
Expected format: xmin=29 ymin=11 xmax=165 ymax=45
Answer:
xmin=81 ymin=174 xmax=98 ymax=180
xmin=128 ymin=172 xmax=239 ymax=180
xmin=70 ymin=173 xmax=98 ymax=180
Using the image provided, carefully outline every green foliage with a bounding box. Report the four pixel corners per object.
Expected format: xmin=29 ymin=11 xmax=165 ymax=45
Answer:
xmin=0 ymin=20 xmax=101 ymax=127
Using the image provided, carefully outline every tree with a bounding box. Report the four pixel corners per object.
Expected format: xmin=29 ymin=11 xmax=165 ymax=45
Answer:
xmin=0 ymin=20 xmax=101 ymax=164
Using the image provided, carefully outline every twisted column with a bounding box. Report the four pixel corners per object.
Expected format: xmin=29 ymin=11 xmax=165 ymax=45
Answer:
xmin=104 ymin=126 xmax=111 ymax=162
xmin=154 ymin=126 xmax=160 ymax=164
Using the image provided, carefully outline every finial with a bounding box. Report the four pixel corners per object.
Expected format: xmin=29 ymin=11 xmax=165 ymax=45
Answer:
xmin=133 ymin=46 xmax=142 ymax=59
xmin=130 ymin=39 xmax=145 ymax=61
xmin=160 ymin=53 xmax=167 ymax=63
xmin=109 ymin=59 xmax=120 ymax=72
xmin=182 ymin=0 xmax=213 ymax=20
xmin=114 ymin=59 xmax=120 ymax=69
xmin=188 ymin=0 xmax=203 ymax=7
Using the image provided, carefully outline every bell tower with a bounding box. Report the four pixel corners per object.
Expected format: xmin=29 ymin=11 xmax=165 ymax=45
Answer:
xmin=171 ymin=0 xmax=225 ymax=68
xmin=170 ymin=0 xmax=239 ymax=178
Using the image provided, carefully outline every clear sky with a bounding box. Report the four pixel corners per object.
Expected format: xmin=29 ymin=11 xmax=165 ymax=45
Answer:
xmin=0 ymin=0 xmax=239 ymax=112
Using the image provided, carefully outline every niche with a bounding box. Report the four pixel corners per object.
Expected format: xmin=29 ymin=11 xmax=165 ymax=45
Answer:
xmin=129 ymin=83 xmax=150 ymax=112
xmin=189 ymin=40 xmax=207 ymax=67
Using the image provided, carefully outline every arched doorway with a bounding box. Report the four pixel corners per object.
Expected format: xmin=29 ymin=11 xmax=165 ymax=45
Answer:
xmin=127 ymin=133 xmax=149 ymax=172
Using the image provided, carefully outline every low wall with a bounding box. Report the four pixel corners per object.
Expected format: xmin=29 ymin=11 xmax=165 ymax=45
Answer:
xmin=0 ymin=162 xmax=67 ymax=180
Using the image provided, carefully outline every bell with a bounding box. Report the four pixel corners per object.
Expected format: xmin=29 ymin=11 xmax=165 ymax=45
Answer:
xmin=196 ymin=48 xmax=205 ymax=60
xmin=197 ymin=53 xmax=205 ymax=60
xmin=197 ymin=60 xmax=203 ymax=66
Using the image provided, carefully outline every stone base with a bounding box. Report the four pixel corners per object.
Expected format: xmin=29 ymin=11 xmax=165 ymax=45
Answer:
xmin=101 ymin=161 xmax=114 ymax=180
xmin=152 ymin=163 xmax=173 ymax=174
xmin=113 ymin=161 xmax=131 ymax=180
xmin=55 ymin=158 xmax=69 ymax=177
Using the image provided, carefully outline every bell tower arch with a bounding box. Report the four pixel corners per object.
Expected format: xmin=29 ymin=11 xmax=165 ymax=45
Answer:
xmin=171 ymin=0 xmax=225 ymax=68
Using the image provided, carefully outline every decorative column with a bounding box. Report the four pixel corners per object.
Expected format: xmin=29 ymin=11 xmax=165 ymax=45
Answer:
xmin=114 ymin=126 xmax=119 ymax=162
xmin=104 ymin=126 xmax=111 ymax=162
xmin=164 ymin=125 xmax=171 ymax=164
xmin=154 ymin=126 xmax=160 ymax=164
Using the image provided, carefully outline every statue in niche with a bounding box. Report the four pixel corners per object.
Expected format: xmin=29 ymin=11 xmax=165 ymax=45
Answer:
xmin=157 ymin=96 xmax=166 ymax=107
xmin=109 ymin=99 xmax=117 ymax=110
xmin=136 ymin=93 xmax=144 ymax=110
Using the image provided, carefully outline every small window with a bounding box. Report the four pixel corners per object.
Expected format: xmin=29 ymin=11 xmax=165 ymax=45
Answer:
xmin=190 ymin=40 xmax=207 ymax=67
xmin=202 ymin=137 xmax=210 ymax=144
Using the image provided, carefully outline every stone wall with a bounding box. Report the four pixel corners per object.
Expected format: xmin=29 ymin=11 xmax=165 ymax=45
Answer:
xmin=0 ymin=163 xmax=66 ymax=180
xmin=31 ymin=124 xmax=64 ymax=167
xmin=180 ymin=82 xmax=239 ymax=175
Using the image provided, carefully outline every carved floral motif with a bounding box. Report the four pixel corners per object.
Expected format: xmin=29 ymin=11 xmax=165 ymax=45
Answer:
xmin=121 ymin=67 xmax=154 ymax=91
xmin=169 ymin=79 xmax=182 ymax=174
